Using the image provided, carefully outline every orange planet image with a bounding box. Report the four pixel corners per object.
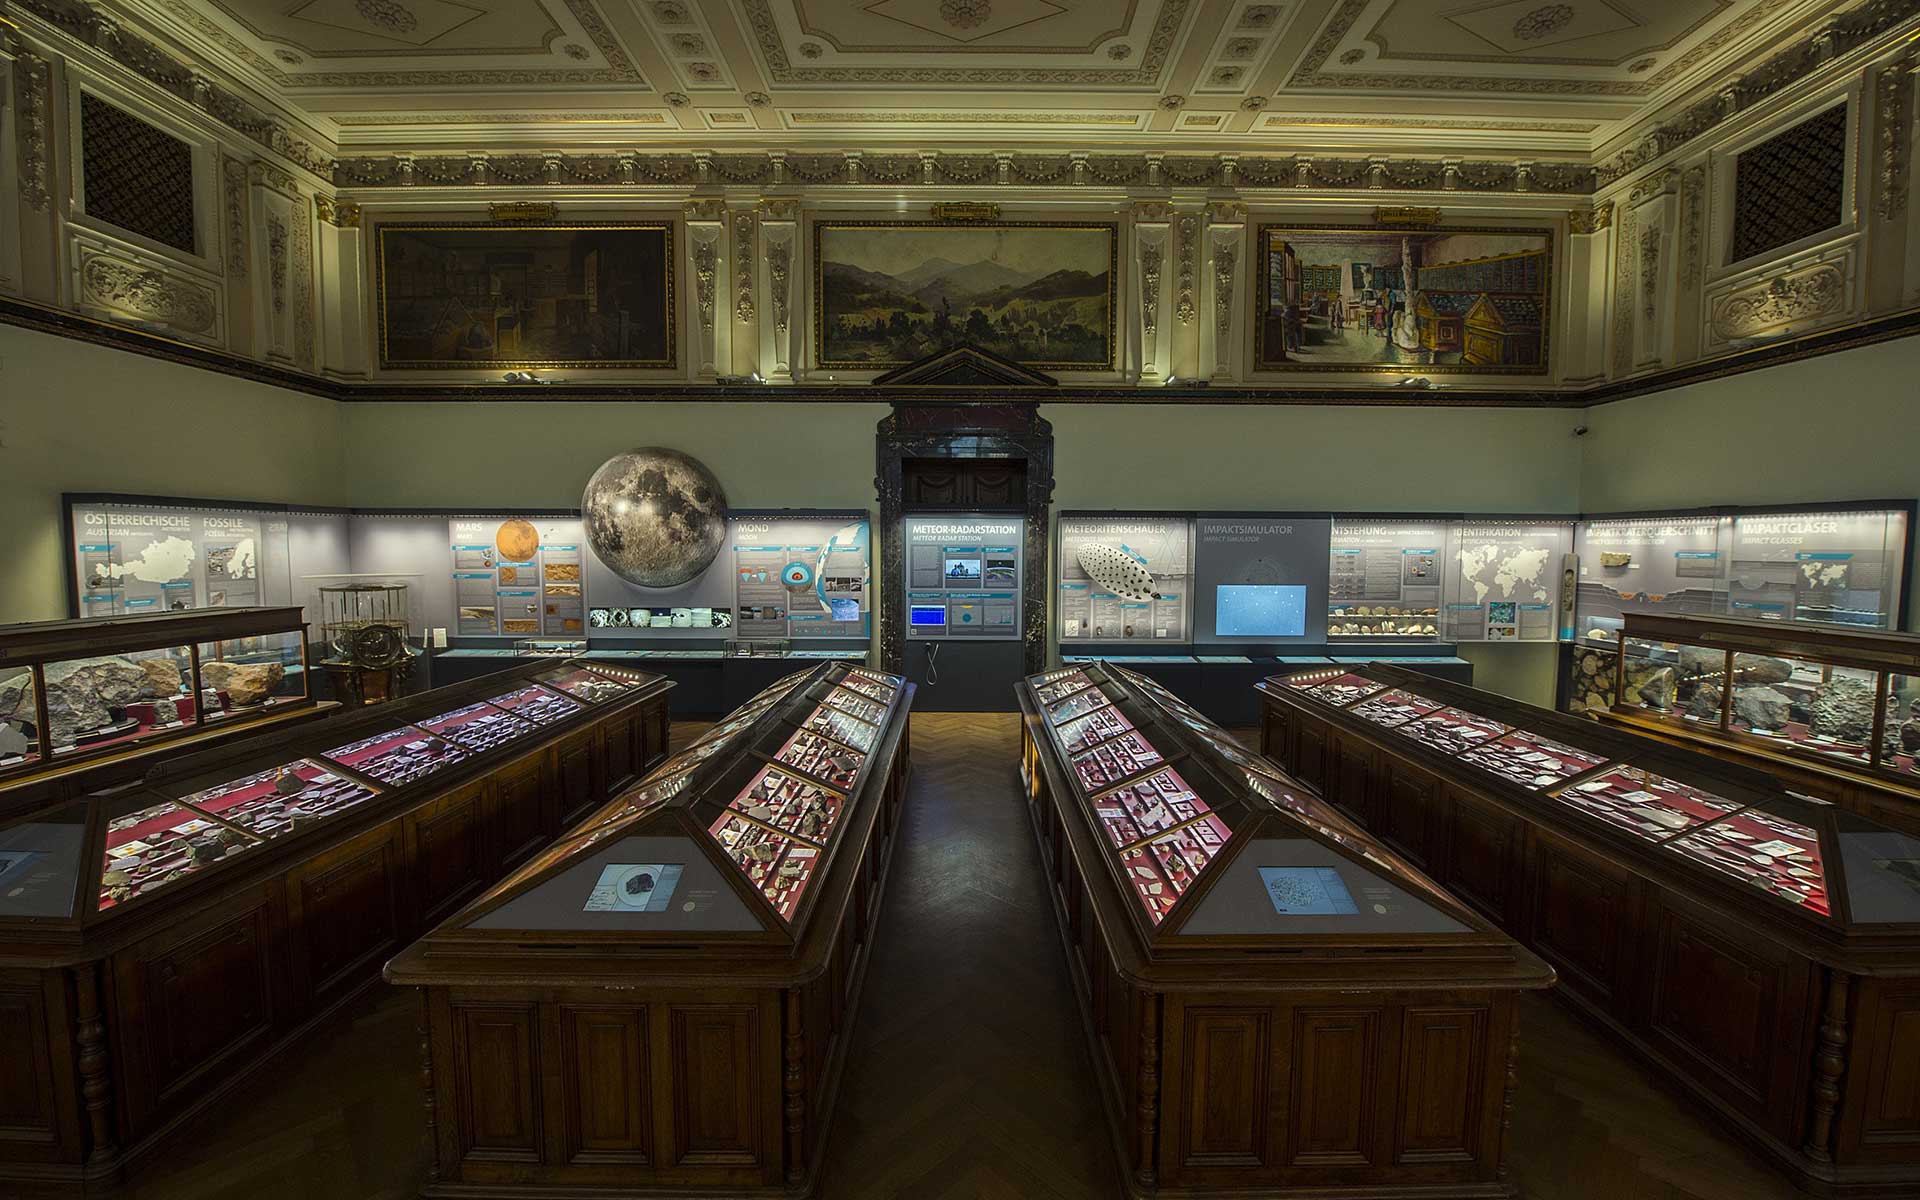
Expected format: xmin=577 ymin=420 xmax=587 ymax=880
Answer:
xmin=495 ymin=519 xmax=540 ymax=563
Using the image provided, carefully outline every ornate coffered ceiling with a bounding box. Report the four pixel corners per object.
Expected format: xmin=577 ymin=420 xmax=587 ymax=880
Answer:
xmin=25 ymin=0 xmax=1885 ymax=156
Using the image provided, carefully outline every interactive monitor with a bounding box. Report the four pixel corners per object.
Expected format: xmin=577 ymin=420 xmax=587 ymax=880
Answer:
xmin=1215 ymin=584 xmax=1308 ymax=637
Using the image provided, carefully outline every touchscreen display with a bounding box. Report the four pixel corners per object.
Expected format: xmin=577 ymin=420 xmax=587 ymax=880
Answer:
xmin=1258 ymin=866 xmax=1359 ymax=915
xmin=583 ymin=863 xmax=684 ymax=912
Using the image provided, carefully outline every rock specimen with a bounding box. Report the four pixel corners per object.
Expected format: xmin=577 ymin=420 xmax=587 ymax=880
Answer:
xmin=138 ymin=657 xmax=183 ymax=697
xmin=1809 ymin=675 xmax=1877 ymax=743
xmin=1902 ymin=720 xmax=1920 ymax=753
xmin=1683 ymin=683 xmax=1723 ymax=721
xmin=198 ymin=660 xmax=286 ymax=707
xmin=1731 ymin=653 xmax=1794 ymax=685
xmin=1732 ymin=686 xmax=1792 ymax=731
xmin=0 ymin=657 xmax=154 ymax=746
xmin=1636 ymin=667 xmax=1677 ymax=711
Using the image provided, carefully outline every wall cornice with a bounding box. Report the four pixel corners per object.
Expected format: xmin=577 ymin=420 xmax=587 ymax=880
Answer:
xmin=7 ymin=293 xmax=1917 ymax=412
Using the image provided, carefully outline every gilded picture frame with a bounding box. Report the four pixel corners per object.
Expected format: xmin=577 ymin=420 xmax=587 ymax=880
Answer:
xmin=375 ymin=222 xmax=677 ymax=369
xmin=813 ymin=220 xmax=1118 ymax=371
xmin=1254 ymin=223 xmax=1553 ymax=376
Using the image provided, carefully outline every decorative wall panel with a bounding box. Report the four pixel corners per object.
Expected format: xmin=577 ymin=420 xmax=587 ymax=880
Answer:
xmin=1729 ymin=105 xmax=1850 ymax=265
xmin=79 ymin=93 xmax=196 ymax=255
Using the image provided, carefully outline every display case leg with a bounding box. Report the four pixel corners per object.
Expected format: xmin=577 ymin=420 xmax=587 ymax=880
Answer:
xmin=1804 ymin=972 xmax=1851 ymax=1163
xmin=1136 ymin=990 xmax=1160 ymax=1188
xmin=73 ymin=961 xmax=119 ymax=1167
xmin=785 ymin=989 xmax=807 ymax=1183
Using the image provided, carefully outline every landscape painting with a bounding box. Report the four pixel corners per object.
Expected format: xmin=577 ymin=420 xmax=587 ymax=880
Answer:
xmin=815 ymin=222 xmax=1115 ymax=370
xmin=377 ymin=223 xmax=675 ymax=369
xmin=1255 ymin=225 xmax=1552 ymax=375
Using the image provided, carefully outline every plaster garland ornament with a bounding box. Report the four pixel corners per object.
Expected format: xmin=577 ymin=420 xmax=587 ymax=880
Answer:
xmin=294 ymin=202 xmax=316 ymax=368
xmin=1212 ymin=242 xmax=1237 ymax=336
xmin=733 ymin=213 xmax=756 ymax=324
xmin=14 ymin=51 xmax=52 ymax=214
xmin=1639 ymin=232 xmax=1660 ymax=325
xmin=354 ymin=0 xmax=419 ymax=33
xmin=1175 ymin=216 xmax=1198 ymax=326
xmin=222 ymin=157 xmax=249 ymax=279
xmin=1712 ymin=265 xmax=1846 ymax=338
xmin=1139 ymin=239 xmax=1163 ymax=338
xmin=1611 ymin=207 xmax=1637 ymax=375
xmin=1680 ymin=167 xmax=1706 ymax=287
xmin=81 ymin=256 xmax=216 ymax=334
xmin=267 ymin=215 xmax=289 ymax=315
xmin=691 ymin=231 xmax=719 ymax=337
xmin=767 ymin=236 xmax=792 ymax=339
xmin=1879 ymin=61 xmax=1914 ymax=220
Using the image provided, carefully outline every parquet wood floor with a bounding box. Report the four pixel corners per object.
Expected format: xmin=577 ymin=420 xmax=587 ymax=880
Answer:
xmin=119 ymin=715 xmax=1814 ymax=1200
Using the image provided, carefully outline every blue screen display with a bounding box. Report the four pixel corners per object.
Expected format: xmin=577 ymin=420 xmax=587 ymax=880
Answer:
xmin=910 ymin=605 xmax=947 ymax=628
xmin=1215 ymin=585 xmax=1307 ymax=637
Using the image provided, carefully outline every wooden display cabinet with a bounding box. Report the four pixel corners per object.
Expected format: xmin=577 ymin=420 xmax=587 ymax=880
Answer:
xmin=1260 ymin=662 xmax=1920 ymax=1197
xmin=1598 ymin=612 xmax=1920 ymax=835
xmin=0 ymin=655 xmax=673 ymax=1196
xmin=386 ymin=663 xmax=914 ymax=1198
xmin=1018 ymin=663 xmax=1554 ymax=1199
xmin=0 ymin=608 xmax=331 ymax=797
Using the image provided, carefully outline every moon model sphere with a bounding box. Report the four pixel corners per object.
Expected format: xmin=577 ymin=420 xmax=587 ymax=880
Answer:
xmin=581 ymin=447 xmax=729 ymax=588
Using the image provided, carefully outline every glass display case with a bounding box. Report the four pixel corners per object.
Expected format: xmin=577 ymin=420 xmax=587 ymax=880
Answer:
xmin=384 ymin=661 xmax=911 ymax=1198
xmin=1021 ymin=662 xmax=1552 ymax=1197
xmin=1608 ymin=613 xmax=1920 ymax=787
xmin=1266 ymin=660 xmax=1920 ymax=928
xmin=0 ymin=608 xmax=316 ymax=783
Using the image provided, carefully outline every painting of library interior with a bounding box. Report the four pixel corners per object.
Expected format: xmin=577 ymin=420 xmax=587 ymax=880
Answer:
xmin=1258 ymin=227 xmax=1551 ymax=373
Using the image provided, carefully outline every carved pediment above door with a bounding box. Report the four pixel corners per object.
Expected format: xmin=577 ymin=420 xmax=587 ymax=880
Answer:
xmin=869 ymin=343 xmax=1059 ymax=389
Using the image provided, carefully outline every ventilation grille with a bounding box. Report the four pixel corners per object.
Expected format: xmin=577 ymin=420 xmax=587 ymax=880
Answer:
xmin=81 ymin=93 xmax=197 ymax=255
xmin=1730 ymin=105 xmax=1848 ymax=265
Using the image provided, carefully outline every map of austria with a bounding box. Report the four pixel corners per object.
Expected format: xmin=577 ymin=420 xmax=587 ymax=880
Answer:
xmin=90 ymin=536 xmax=258 ymax=585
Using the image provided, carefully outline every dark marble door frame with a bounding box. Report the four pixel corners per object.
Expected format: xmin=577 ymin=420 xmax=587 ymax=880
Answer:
xmin=875 ymin=402 xmax=1055 ymax=677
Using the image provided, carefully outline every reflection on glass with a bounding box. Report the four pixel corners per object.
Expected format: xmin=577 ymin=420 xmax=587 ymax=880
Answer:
xmin=823 ymin=688 xmax=888 ymax=725
xmin=1072 ymin=732 xmax=1165 ymax=793
xmin=773 ymin=729 xmax=864 ymax=791
xmin=1046 ymin=686 xmax=1112 ymax=726
xmin=46 ymin=645 xmax=195 ymax=758
xmin=99 ymin=798 xmax=259 ymax=910
xmin=1889 ymin=673 xmax=1920 ymax=777
xmin=1347 ymin=689 xmax=1442 ymax=728
xmin=1550 ymin=766 xmax=1742 ymax=842
xmin=178 ymin=759 xmax=379 ymax=839
xmin=1458 ymin=730 xmax=1608 ymax=790
xmin=542 ymin=666 xmax=637 ymax=703
xmin=707 ymin=811 xmax=817 ymax=922
xmin=1301 ymin=673 xmax=1386 ymax=707
xmin=1727 ymin=657 xmax=1880 ymax=768
xmin=197 ymin=630 xmax=307 ymax=722
xmin=0 ymin=801 xmax=88 ymax=919
xmin=835 ymin=672 xmax=896 ymax=704
xmin=1394 ymin=707 xmax=1511 ymax=756
xmin=1668 ymin=805 xmax=1829 ymax=915
xmin=1055 ymin=704 xmax=1133 ymax=755
xmin=804 ymin=705 xmax=876 ymax=751
xmin=0 ymin=667 xmax=39 ymax=769
xmin=323 ymin=725 xmax=471 ymax=787
xmin=1034 ymin=670 xmax=1096 ymax=706
xmin=1619 ymin=638 xmax=1726 ymax=726
xmin=484 ymin=683 xmax=582 ymax=726
xmin=418 ymin=701 xmax=539 ymax=754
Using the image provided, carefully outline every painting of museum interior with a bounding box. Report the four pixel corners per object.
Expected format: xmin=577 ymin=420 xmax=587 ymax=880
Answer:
xmin=1260 ymin=229 xmax=1551 ymax=371
xmin=5 ymin=1 xmax=1920 ymax=1199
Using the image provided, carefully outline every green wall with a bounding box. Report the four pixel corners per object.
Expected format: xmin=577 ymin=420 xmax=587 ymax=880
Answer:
xmin=10 ymin=321 xmax=1917 ymax=708
xmin=0 ymin=323 xmax=345 ymax=622
xmin=1579 ymin=334 xmax=1920 ymax=629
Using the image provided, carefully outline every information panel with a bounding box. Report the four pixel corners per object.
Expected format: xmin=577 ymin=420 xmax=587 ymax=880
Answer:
xmin=1442 ymin=521 xmax=1573 ymax=642
xmin=1571 ymin=515 xmax=1725 ymax=640
xmin=448 ymin=517 xmax=586 ymax=638
xmin=1192 ymin=518 xmax=1332 ymax=644
xmin=1057 ymin=516 xmax=1193 ymax=643
xmin=1326 ymin=521 xmax=1446 ymax=642
xmin=1726 ymin=509 xmax=1908 ymax=628
xmin=71 ymin=503 xmax=285 ymax=616
xmin=904 ymin=514 xmax=1023 ymax=640
xmin=581 ymin=513 xmax=871 ymax=641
